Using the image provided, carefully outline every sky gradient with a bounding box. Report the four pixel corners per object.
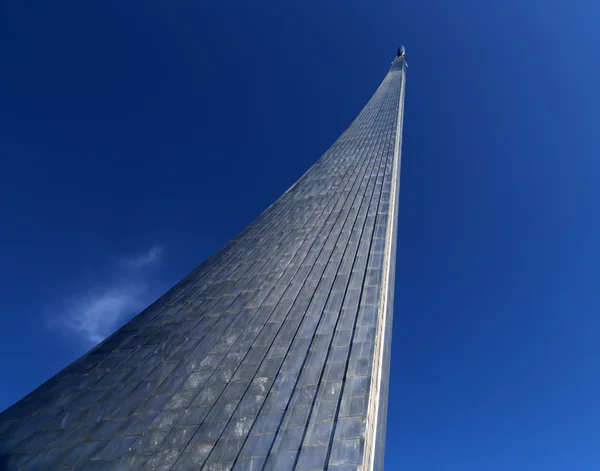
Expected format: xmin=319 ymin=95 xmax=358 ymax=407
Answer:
xmin=1 ymin=0 xmax=600 ymax=469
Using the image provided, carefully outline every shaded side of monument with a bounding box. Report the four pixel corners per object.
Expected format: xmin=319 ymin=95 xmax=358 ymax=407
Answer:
xmin=0 ymin=51 xmax=406 ymax=471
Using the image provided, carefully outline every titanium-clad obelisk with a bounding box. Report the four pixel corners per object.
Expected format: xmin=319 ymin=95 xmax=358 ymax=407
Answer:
xmin=0 ymin=48 xmax=407 ymax=470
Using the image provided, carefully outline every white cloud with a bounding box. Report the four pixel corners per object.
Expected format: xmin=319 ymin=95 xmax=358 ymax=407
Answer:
xmin=122 ymin=245 xmax=164 ymax=269
xmin=49 ymin=246 xmax=165 ymax=346
xmin=58 ymin=285 xmax=148 ymax=344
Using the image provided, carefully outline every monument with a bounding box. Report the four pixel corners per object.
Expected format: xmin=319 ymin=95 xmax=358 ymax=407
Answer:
xmin=0 ymin=48 xmax=407 ymax=470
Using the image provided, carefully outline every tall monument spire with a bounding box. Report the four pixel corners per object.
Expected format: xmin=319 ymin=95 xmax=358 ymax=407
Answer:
xmin=0 ymin=50 xmax=406 ymax=471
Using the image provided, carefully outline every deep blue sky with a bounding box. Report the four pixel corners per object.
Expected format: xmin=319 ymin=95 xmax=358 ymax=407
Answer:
xmin=1 ymin=0 xmax=600 ymax=469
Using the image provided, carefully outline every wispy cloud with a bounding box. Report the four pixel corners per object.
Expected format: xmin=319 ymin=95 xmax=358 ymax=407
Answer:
xmin=122 ymin=245 xmax=164 ymax=270
xmin=49 ymin=246 xmax=165 ymax=346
